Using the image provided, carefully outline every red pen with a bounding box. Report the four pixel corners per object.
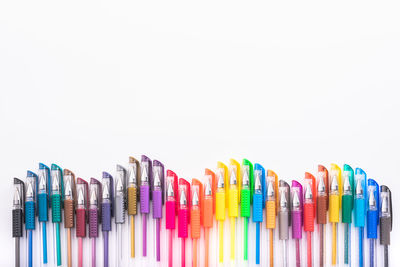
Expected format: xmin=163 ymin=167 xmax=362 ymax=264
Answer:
xmin=178 ymin=178 xmax=190 ymax=267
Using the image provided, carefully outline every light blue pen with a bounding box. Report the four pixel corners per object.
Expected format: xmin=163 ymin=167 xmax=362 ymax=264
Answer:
xmin=25 ymin=171 xmax=38 ymax=267
xmin=252 ymin=163 xmax=265 ymax=265
xmin=38 ymin=163 xmax=50 ymax=265
xmin=354 ymin=168 xmax=367 ymax=267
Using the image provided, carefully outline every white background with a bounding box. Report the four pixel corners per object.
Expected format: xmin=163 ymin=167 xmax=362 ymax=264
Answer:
xmin=1 ymin=1 xmax=399 ymax=266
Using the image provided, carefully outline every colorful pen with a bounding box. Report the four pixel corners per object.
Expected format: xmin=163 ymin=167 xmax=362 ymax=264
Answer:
xmin=317 ymin=165 xmax=329 ymax=267
xmin=190 ymin=179 xmax=202 ymax=267
xmin=266 ymin=170 xmax=278 ymax=267
xmin=278 ymin=180 xmax=290 ymax=267
xmin=140 ymin=155 xmax=152 ymax=258
xmin=89 ymin=178 xmax=101 ymax=267
xmin=115 ymin=165 xmax=127 ymax=266
xmin=342 ymin=165 xmax=354 ymax=266
xmin=38 ymin=163 xmax=50 ymax=266
xmin=76 ymin=178 xmax=88 ymax=267
xmin=367 ymin=179 xmax=379 ymax=267
xmin=216 ymin=162 xmax=227 ymax=265
xmin=240 ymin=159 xmax=253 ymax=263
xmin=354 ymin=168 xmax=366 ymax=267
xmin=166 ymin=170 xmax=178 ymax=267
xmin=252 ymin=163 xmax=265 ymax=265
xmin=25 ymin=171 xmax=37 ymax=267
xmin=13 ymin=178 xmax=24 ymax=267
xmin=127 ymin=157 xmax=140 ymax=259
xmin=203 ymin=169 xmax=215 ymax=267
xmin=228 ymin=159 xmax=241 ymax=264
xmin=379 ymin=185 xmax=392 ymax=267
xmin=101 ymin=172 xmax=113 ymax=267
xmin=329 ymin=164 xmax=342 ymax=266
xmin=50 ymin=164 xmax=64 ymax=266
xmin=63 ymin=169 xmax=76 ymax=267
xmin=152 ymin=160 xmax=164 ymax=263
xmin=292 ymin=180 xmax=303 ymax=267
xmin=178 ymin=178 xmax=190 ymax=267
xmin=304 ymin=173 xmax=316 ymax=267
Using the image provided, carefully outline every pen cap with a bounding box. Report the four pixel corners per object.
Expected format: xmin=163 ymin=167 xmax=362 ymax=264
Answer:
xmin=240 ymin=159 xmax=253 ymax=218
xmin=178 ymin=178 xmax=190 ymax=238
xmin=354 ymin=168 xmax=367 ymax=227
xmin=13 ymin=178 xmax=25 ymax=238
xmin=38 ymin=164 xmax=50 ymax=223
xmin=278 ymin=180 xmax=290 ymax=240
xmin=152 ymin=160 xmax=164 ymax=219
xmin=303 ymin=173 xmax=316 ymax=232
xmin=140 ymin=155 xmax=152 ymax=214
xmin=76 ymin=178 xmax=88 ymax=238
xmin=25 ymin=171 xmax=38 ymax=230
xmin=190 ymin=179 xmax=202 ymax=239
xmin=367 ymin=179 xmax=379 ymax=239
xmin=215 ymin=162 xmax=227 ymax=221
xmin=51 ymin=164 xmax=64 ymax=204
xmin=165 ymin=170 xmax=178 ymax=229
xmin=203 ymin=169 xmax=215 ymax=228
xmin=51 ymin=164 xmax=64 ymax=223
xmin=316 ymin=165 xmax=329 ymax=224
xmin=63 ymin=169 xmax=76 ymax=228
xmin=101 ymin=172 xmax=114 ymax=232
xmin=115 ymin=165 xmax=127 ymax=223
xmin=342 ymin=164 xmax=354 ymax=223
xmin=252 ymin=163 xmax=265 ymax=223
xmin=291 ymin=180 xmax=303 ymax=239
xmin=329 ymin=164 xmax=342 ymax=223
xmin=127 ymin=157 xmax=140 ymax=216
xmin=266 ymin=170 xmax=278 ymax=229
xmin=89 ymin=178 xmax=101 ymax=238
xmin=228 ymin=159 xmax=240 ymax=217
xmin=379 ymin=185 xmax=392 ymax=245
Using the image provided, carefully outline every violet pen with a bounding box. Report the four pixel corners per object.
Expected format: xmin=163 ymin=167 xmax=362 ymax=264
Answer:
xmin=101 ymin=172 xmax=113 ymax=267
xmin=89 ymin=178 xmax=101 ymax=267
xmin=140 ymin=155 xmax=152 ymax=258
xmin=115 ymin=165 xmax=127 ymax=267
xmin=152 ymin=160 xmax=164 ymax=263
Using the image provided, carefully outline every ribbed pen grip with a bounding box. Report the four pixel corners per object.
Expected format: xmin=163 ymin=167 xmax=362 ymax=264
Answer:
xmin=329 ymin=195 xmax=339 ymax=223
xmin=178 ymin=209 xmax=188 ymax=238
xmin=240 ymin=189 xmax=251 ymax=218
xmin=25 ymin=201 xmax=35 ymax=230
xmin=342 ymin=195 xmax=353 ymax=223
xmin=152 ymin=190 xmax=162 ymax=219
xmin=127 ymin=187 xmax=137 ymax=215
xmin=140 ymin=185 xmax=150 ymax=214
xmin=76 ymin=209 xmax=86 ymax=237
xmin=115 ymin=195 xmax=125 ymax=224
xmin=89 ymin=209 xmax=98 ymax=238
xmin=266 ymin=201 xmax=276 ymax=229
xmin=278 ymin=211 xmax=289 ymax=240
xmin=64 ymin=199 xmax=74 ymax=228
xmin=303 ymin=203 xmax=314 ymax=232
xmin=165 ymin=201 xmax=176 ymax=229
xmin=190 ymin=209 xmax=201 ymax=239
xmin=228 ymin=189 xmax=238 ymax=217
xmin=379 ymin=217 xmax=391 ymax=245
xmin=203 ymin=198 xmax=213 ymax=228
xmin=51 ymin=194 xmax=62 ymax=223
xmin=252 ymin=194 xmax=263 ymax=222
xmin=292 ymin=211 xmax=302 ymax=239
xmin=215 ymin=192 xmax=225 ymax=221
xmin=101 ymin=203 xmax=111 ymax=231
xmin=367 ymin=210 xmax=378 ymax=239
xmin=316 ymin=196 xmax=327 ymax=224
xmin=38 ymin=194 xmax=48 ymax=222
xmin=12 ymin=209 xmax=23 ymax=237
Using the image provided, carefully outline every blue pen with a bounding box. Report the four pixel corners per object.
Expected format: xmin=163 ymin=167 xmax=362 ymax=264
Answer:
xmin=367 ymin=179 xmax=379 ymax=267
xmin=25 ymin=171 xmax=38 ymax=267
xmin=354 ymin=168 xmax=367 ymax=267
xmin=252 ymin=163 xmax=265 ymax=265
xmin=38 ymin=163 xmax=50 ymax=265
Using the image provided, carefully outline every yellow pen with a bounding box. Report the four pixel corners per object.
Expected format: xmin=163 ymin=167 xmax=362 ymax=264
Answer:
xmin=228 ymin=159 xmax=241 ymax=264
xmin=329 ymin=164 xmax=342 ymax=266
xmin=216 ymin=162 xmax=228 ymax=265
xmin=266 ymin=170 xmax=278 ymax=267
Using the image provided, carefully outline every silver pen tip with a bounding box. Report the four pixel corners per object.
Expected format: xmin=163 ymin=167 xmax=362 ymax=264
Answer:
xmin=343 ymin=175 xmax=351 ymax=193
xmin=267 ymin=181 xmax=275 ymax=198
xmin=330 ymin=175 xmax=338 ymax=192
xmin=13 ymin=188 xmax=21 ymax=206
xmin=254 ymin=172 xmax=261 ymax=191
xmin=153 ymin=170 xmax=161 ymax=188
xmin=242 ymin=170 xmax=249 ymax=187
xmin=116 ymin=176 xmax=123 ymax=192
xmin=356 ymin=179 xmax=363 ymax=196
xmin=90 ymin=189 xmax=98 ymax=205
xmin=141 ymin=165 xmax=149 ymax=183
xmin=102 ymin=183 xmax=110 ymax=199
xmin=167 ymin=182 xmax=174 ymax=197
xmin=305 ymin=183 xmax=313 ymax=200
xmin=180 ymin=191 xmax=187 ymax=205
xmin=368 ymin=190 xmax=376 ymax=208
xmin=64 ymin=179 xmax=72 ymax=197
xmin=318 ymin=177 xmax=326 ymax=193
xmin=38 ymin=172 xmax=46 ymax=191
xmin=77 ymin=188 xmax=85 ymax=206
xmin=26 ymin=182 xmax=34 ymax=199
xmin=292 ymin=191 xmax=300 ymax=208
xmin=280 ymin=192 xmax=287 ymax=208
xmin=204 ymin=179 xmax=212 ymax=196
xmin=217 ymin=170 xmax=224 ymax=189
xmin=230 ymin=169 xmax=237 ymax=185
xmin=381 ymin=195 xmax=389 ymax=214
xmin=192 ymin=190 xmax=199 ymax=206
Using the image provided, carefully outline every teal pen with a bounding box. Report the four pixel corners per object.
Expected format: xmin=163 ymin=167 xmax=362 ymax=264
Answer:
xmin=38 ymin=163 xmax=50 ymax=266
xmin=50 ymin=164 xmax=64 ymax=266
xmin=25 ymin=171 xmax=38 ymax=267
xmin=354 ymin=168 xmax=367 ymax=267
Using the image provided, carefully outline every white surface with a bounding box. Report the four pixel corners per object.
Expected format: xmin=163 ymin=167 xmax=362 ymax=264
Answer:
xmin=1 ymin=1 xmax=399 ymax=266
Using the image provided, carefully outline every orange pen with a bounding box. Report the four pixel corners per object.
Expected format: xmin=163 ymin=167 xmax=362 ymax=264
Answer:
xmin=266 ymin=170 xmax=278 ymax=267
xmin=203 ymin=169 xmax=216 ymax=267
xmin=191 ymin=179 xmax=203 ymax=267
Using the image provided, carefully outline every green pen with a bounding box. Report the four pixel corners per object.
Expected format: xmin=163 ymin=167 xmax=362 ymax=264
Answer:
xmin=342 ymin=164 xmax=354 ymax=266
xmin=240 ymin=159 xmax=253 ymax=262
xmin=51 ymin=164 xmax=64 ymax=266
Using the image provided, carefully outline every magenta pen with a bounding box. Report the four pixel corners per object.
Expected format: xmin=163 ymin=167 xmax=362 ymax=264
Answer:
xmin=291 ymin=180 xmax=303 ymax=267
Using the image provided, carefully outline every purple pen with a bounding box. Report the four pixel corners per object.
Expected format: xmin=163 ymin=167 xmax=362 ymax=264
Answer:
xmin=291 ymin=180 xmax=303 ymax=267
xmin=101 ymin=172 xmax=113 ymax=267
xmin=140 ymin=155 xmax=152 ymax=257
xmin=152 ymin=160 xmax=164 ymax=262
xmin=89 ymin=178 xmax=101 ymax=267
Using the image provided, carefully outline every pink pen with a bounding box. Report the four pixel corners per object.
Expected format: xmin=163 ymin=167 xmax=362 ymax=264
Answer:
xmin=76 ymin=178 xmax=88 ymax=267
xmin=291 ymin=180 xmax=303 ymax=267
xmin=166 ymin=170 xmax=178 ymax=267
xmin=178 ymin=178 xmax=190 ymax=267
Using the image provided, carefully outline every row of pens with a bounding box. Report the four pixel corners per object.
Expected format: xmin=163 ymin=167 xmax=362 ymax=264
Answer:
xmin=12 ymin=156 xmax=393 ymax=267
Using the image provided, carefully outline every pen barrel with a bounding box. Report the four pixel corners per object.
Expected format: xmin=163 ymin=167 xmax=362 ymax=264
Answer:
xmin=367 ymin=210 xmax=378 ymax=239
xmin=190 ymin=208 xmax=201 ymax=239
xmin=316 ymin=196 xmax=327 ymax=224
xmin=140 ymin=185 xmax=150 ymax=214
xmin=89 ymin=208 xmax=99 ymax=238
xmin=266 ymin=201 xmax=276 ymax=229
xmin=64 ymin=199 xmax=74 ymax=228
xmin=115 ymin=194 xmax=125 ymax=224
xmin=379 ymin=217 xmax=391 ymax=245
xmin=304 ymin=203 xmax=314 ymax=232
xmin=292 ymin=211 xmax=302 ymax=239
xmin=342 ymin=195 xmax=353 ymax=224
xmin=76 ymin=208 xmax=86 ymax=237
xmin=166 ymin=201 xmax=176 ymax=229
xmin=278 ymin=211 xmax=289 ymax=240
xmin=240 ymin=189 xmax=251 ymax=218
xmin=354 ymin=198 xmax=365 ymax=227
xmin=101 ymin=202 xmax=111 ymax=232
xmin=178 ymin=209 xmax=189 ymax=238
xmin=38 ymin=194 xmax=48 ymax=222
xmin=51 ymin=194 xmax=62 ymax=223
xmin=203 ymin=198 xmax=213 ymax=228
xmin=216 ymin=191 xmax=225 ymax=221
xmin=12 ymin=209 xmax=23 ymax=237
xmin=228 ymin=188 xmax=239 ymax=217
xmin=329 ymin=195 xmax=339 ymax=223
xmin=127 ymin=187 xmax=137 ymax=216
xmin=152 ymin=190 xmax=162 ymax=219
xmin=252 ymin=194 xmax=263 ymax=222
xmin=25 ymin=201 xmax=35 ymax=230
